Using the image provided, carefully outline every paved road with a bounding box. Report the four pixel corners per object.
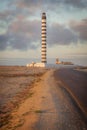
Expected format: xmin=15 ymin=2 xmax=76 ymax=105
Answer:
xmin=54 ymin=68 xmax=87 ymax=114
xmin=34 ymin=69 xmax=87 ymax=130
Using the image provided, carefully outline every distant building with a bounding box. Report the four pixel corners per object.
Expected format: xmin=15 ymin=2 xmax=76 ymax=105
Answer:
xmin=55 ymin=58 xmax=73 ymax=65
xmin=56 ymin=58 xmax=61 ymax=64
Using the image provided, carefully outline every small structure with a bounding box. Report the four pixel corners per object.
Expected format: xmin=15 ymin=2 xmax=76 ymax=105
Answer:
xmin=61 ymin=61 xmax=73 ymax=65
xmin=26 ymin=62 xmax=35 ymax=67
xmin=56 ymin=58 xmax=73 ymax=65
xmin=56 ymin=58 xmax=61 ymax=64
xmin=26 ymin=62 xmax=46 ymax=67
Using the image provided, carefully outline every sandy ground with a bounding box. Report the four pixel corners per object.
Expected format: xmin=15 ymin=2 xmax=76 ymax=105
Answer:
xmin=0 ymin=66 xmax=47 ymax=129
xmin=0 ymin=66 xmax=46 ymax=106
xmin=0 ymin=66 xmax=87 ymax=130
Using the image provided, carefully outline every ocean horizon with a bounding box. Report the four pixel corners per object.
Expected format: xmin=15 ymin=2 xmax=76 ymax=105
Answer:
xmin=0 ymin=56 xmax=87 ymax=66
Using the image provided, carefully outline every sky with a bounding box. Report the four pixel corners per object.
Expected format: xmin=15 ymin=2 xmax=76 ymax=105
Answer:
xmin=0 ymin=0 xmax=87 ymax=60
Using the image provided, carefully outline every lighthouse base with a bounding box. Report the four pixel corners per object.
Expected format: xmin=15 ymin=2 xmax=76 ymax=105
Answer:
xmin=26 ymin=62 xmax=47 ymax=67
xmin=34 ymin=63 xmax=46 ymax=67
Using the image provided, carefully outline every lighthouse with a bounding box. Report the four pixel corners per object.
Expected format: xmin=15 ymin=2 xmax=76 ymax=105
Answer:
xmin=26 ymin=13 xmax=47 ymax=67
xmin=41 ymin=12 xmax=47 ymax=63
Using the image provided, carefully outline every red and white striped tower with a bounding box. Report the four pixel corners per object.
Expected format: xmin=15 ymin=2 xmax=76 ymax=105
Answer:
xmin=41 ymin=12 xmax=47 ymax=63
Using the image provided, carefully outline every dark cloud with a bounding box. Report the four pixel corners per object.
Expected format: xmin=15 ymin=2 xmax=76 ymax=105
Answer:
xmin=69 ymin=18 xmax=87 ymax=41
xmin=15 ymin=0 xmax=87 ymax=10
xmin=0 ymin=7 xmax=30 ymax=23
xmin=63 ymin=0 xmax=87 ymax=9
xmin=0 ymin=20 xmax=41 ymax=50
xmin=11 ymin=0 xmax=41 ymax=14
xmin=8 ymin=20 xmax=41 ymax=41
xmin=0 ymin=18 xmax=87 ymax=51
xmin=0 ymin=0 xmax=87 ymax=25
xmin=48 ymin=18 xmax=87 ymax=46
xmin=0 ymin=34 xmax=9 ymax=50
xmin=47 ymin=23 xmax=78 ymax=46
xmin=7 ymin=0 xmax=87 ymax=16
xmin=0 ymin=10 xmax=13 ymax=21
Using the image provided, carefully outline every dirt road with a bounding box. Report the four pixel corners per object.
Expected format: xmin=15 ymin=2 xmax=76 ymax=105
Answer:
xmin=5 ymin=69 xmax=87 ymax=130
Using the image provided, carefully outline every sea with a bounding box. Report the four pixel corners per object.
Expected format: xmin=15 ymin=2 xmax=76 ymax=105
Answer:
xmin=0 ymin=56 xmax=87 ymax=66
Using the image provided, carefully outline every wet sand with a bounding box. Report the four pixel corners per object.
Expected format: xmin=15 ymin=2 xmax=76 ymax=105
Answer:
xmin=0 ymin=66 xmax=87 ymax=130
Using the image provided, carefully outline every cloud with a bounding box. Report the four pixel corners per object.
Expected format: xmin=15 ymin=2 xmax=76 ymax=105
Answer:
xmin=69 ymin=18 xmax=87 ymax=41
xmin=47 ymin=23 xmax=78 ymax=46
xmin=0 ymin=10 xmax=14 ymax=22
xmin=0 ymin=20 xmax=41 ymax=50
xmin=0 ymin=0 xmax=87 ymax=51
xmin=0 ymin=0 xmax=87 ymax=24
xmin=0 ymin=19 xmax=78 ymax=51
xmin=1 ymin=18 xmax=87 ymax=51
xmin=63 ymin=0 xmax=87 ymax=9
xmin=8 ymin=19 xmax=41 ymax=40
xmin=9 ymin=0 xmax=87 ymax=15
xmin=15 ymin=0 xmax=87 ymax=9
xmin=11 ymin=0 xmax=41 ymax=14
xmin=0 ymin=34 xmax=9 ymax=50
xmin=47 ymin=18 xmax=87 ymax=46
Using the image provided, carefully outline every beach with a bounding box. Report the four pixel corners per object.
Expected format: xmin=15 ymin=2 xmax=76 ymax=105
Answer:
xmin=0 ymin=66 xmax=87 ymax=130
